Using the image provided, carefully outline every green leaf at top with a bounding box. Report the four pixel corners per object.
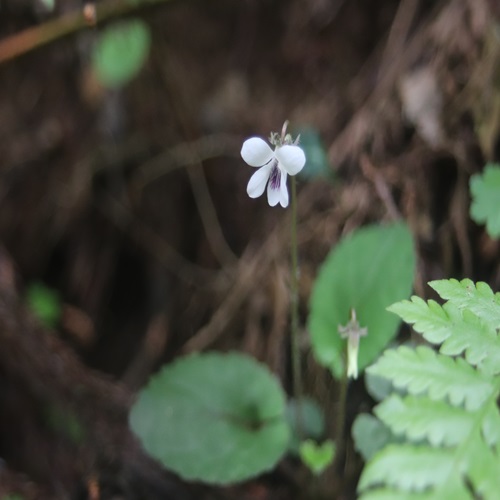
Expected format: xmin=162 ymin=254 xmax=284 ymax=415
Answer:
xmin=129 ymin=352 xmax=290 ymax=485
xmin=308 ymin=223 xmax=415 ymax=379
xmin=470 ymin=164 xmax=500 ymax=238
xmin=92 ymin=19 xmax=151 ymax=89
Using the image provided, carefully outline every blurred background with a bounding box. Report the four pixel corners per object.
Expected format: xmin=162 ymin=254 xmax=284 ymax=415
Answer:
xmin=0 ymin=0 xmax=499 ymax=498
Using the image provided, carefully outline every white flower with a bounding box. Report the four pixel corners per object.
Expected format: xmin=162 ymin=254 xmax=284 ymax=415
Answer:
xmin=241 ymin=136 xmax=306 ymax=208
xmin=338 ymin=309 xmax=368 ymax=380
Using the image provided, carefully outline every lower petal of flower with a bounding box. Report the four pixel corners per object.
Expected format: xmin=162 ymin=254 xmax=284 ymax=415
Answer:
xmin=279 ymin=169 xmax=289 ymax=207
xmin=247 ymin=165 xmax=271 ymax=198
xmin=267 ymin=168 xmax=288 ymax=207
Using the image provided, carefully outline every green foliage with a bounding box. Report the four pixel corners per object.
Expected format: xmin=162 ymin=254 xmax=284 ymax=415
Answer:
xmin=358 ymin=279 xmax=500 ymax=499
xmin=365 ymin=370 xmax=395 ymax=402
xmin=308 ymin=223 xmax=415 ymax=379
xmin=40 ymin=0 xmax=55 ymax=11
xmin=389 ymin=279 xmax=500 ymax=376
xmin=1 ymin=495 xmax=25 ymax=500
xmin=352 ymin=413 xmax=395 ymax=461
xmin=299 ymin=439 xmax=335 ymax=476
xmin=44 ymin=404 xmax=85 ymax=445
xmin=129 ymin=352 xmax=290 ymax=485
xmin=286 ymin=397 xmax=325 ymax=454
xmin=295 ymin=127 xmax=331 ymax=181
xmin=26 ymin=282 xmax=61 ymax=328
xmin=470 ymin=163 xmax=500 ymax=238
xmin=92 ymin=19 xmax=151 ymax=89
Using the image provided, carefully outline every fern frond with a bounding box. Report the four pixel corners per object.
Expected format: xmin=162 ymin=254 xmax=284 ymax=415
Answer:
xmin=388 ymin=298 xmax=500 ymax=375
xmin=366 ymin=346 xmax=495 ymax=410
xmin=430 ymin=278 xmax=500 ymax=328
xmin=358 ymin=444 xmax=458 ymax=492
xmin=374 ymin=394 xmax=474 ymax=446
xmin=359 ymin=279 xmax=500 ymax=499
xmin=467 ymin=438 xmax=500 ymax=499
xmin=482 ymin=403 xmax=500 ymax=446
xmin=359 ymin=487 xmax=454 ymax=500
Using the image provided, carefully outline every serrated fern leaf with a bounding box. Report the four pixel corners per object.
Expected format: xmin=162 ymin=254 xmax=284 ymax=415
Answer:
xmin=359 ymin=488 xmax=446 ymax=500
xmin=375 ymin=394 xmax=474 ymax=447
xmin=360 ymin=279 xmax=500 ymax=499
xmin=358 ymin=444 xmax=458 ymax=492
xmin=367 ymin=346 xmax=495 ymax=410
xmin=388 ymin=298 xmax=500 ymax=375
xmin=359 ymin=481 xmax=473 ymax=500
xmin=482 ymin=403 xmax=500 ymax=446
xmin=430 ymin=279 xmax=500 ymax=328
xmin=466 ymin=438 xmax=500 ymax=499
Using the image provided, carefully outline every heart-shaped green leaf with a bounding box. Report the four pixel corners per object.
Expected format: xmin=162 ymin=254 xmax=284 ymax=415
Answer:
xmin=308 ymin=223 xmax=415 ymax=379
xmin=299 ymin=439 xmax=335 ymax=475
xmin=129 ymin=352 xmax=290 ymax=484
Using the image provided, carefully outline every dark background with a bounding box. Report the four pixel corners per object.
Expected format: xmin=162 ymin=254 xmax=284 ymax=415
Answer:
xmin=0 ymin=0 xmax=498 ymax=498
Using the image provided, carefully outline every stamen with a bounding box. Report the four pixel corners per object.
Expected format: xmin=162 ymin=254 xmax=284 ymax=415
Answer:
xmin=269 ymin=163 xmax=280 ymax=190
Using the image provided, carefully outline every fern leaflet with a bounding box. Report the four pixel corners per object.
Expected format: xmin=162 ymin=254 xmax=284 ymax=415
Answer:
xmin=358 ymin=279 xmax=500 ymax=499
xmin=388 ymin=294 xmax=500 ymax=375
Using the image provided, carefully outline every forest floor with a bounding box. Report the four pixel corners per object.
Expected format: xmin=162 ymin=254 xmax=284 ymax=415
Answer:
xmin=0 ymin=0 xmax=499 ymax=498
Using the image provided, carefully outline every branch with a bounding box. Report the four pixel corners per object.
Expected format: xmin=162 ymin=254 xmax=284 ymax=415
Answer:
xmin=0 ymin=0 xmax=174 ymax=65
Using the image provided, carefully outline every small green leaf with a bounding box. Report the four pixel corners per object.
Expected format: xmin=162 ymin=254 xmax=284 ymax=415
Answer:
xmin=299 ymin=439 xmax=335 ymax=475
xmin=308 ymin=223 xmax=415 ymax=379
xmin=92 ymin=19 xmax=151 ymax=88
xmin=294 ymin=127 xmax=331 ymax=181
xmin=129 ymin=352 xmax=290 ymax=484
xmin=365 ymin=371 xmax=395 ymax=402
xmin=26 ymin=282 xmax=61 ymax=327
xmin=352 ymin=413 xmax=395 ymax=461
xmin=470 ymin=164 xmax=500 ymax=238
xmin=286 ymin=397 xmax=325 ymax=454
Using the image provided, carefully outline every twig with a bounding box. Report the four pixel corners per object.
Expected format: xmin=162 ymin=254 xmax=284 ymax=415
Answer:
xmin=158 ymin=50 xmax=238 ymax=267
xmin=98 ymin=195 xmax=223 ymax=286
xmin=181 ymin=237 xmax=278 ymax=353
xmin=132 ymin=134 xmax=241 ymax=193
xmin=360 ymin=154 xmax=401 ymax=221
xmin=0 ymin=0 xmax=175 ymax=65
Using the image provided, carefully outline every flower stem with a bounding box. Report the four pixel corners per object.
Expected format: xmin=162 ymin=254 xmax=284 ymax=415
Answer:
xmin=290 ymin=175 xmax=304 ymax=434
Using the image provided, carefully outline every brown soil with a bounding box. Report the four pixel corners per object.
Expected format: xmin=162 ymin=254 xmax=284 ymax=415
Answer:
xmin=0 ymin=0 xmax=499 ymax=498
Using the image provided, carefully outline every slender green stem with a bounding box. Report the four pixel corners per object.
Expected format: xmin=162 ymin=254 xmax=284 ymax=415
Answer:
xmin=290 ymin=175 xmax=303 ymax=434
xmin=334 ymin=369 xmax=348 ymax=449
xmin=332 ymin=353 xmax=348 ymax=475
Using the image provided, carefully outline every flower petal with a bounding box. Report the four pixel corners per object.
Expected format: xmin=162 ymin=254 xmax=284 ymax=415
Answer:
xmin=247 ymin=165 xmax=271 ymax=198
xmin=241 ymin=137 xmax=274 ymax=167
xmin=267 ymin=169 xmax=288 ymax=207
xmin=275 ymin=145 xmax=306 ymax=175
